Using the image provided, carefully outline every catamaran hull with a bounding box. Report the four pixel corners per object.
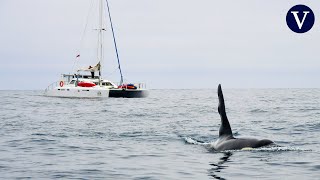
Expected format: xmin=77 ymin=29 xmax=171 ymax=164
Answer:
xmin=109 ymin=89 xmax=149 ymax=98
xmin=45 ymin=87 xmax=109 ymax=98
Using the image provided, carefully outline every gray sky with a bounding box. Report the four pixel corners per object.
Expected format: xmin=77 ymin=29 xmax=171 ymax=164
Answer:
xmin=0 ymin=0 xmax=319 ymax=90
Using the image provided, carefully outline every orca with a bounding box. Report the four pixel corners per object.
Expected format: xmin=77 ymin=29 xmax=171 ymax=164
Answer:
xmin=211 ymin=84 xmax=274 ymax=151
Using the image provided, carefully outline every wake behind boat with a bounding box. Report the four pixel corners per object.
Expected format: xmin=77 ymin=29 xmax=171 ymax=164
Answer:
xmin=45 ymin=0 xmax=148 ymax=98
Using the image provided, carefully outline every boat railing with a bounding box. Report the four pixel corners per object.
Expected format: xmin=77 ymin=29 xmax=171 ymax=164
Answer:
xmin=137 ymin=83 xmax=147 ymax=89
xmin=45 ymin=81 xmax=59 ymax=92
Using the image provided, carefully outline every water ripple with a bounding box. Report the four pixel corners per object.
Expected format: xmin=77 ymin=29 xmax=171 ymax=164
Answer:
xmin=0 ymin=89 xmax=319 ymax=179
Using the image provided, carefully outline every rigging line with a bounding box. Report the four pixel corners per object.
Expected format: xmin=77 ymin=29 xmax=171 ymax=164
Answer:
xmin=105 ymin=0 xmax=124 ymax=85
xmin=72 ymin=0 xmax=94 ymax=73
xmin=105 ymin=67 xmax=120 ymax=77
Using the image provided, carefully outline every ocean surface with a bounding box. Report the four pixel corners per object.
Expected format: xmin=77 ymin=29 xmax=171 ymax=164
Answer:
xmin=1 ymin=89 xmax=320 ymax=179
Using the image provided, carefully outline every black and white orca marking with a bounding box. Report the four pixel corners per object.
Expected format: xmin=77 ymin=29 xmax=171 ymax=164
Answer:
xmin=212 ymin=84 xmax=274 ymax=151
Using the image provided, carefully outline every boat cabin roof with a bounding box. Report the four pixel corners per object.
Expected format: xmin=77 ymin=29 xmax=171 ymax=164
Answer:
xmin=62 ymin=74 xmax=99 ymax=79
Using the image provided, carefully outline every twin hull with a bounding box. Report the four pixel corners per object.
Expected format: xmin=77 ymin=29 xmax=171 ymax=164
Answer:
xmin=45 ymin=86 xmax=109 ymax=98
xmin=45 ymin=86 xmax=149 ymax=98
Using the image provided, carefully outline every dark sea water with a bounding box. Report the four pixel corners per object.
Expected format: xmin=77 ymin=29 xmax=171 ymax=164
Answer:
xmin=1 ymin=89 xmax=320 ymax=179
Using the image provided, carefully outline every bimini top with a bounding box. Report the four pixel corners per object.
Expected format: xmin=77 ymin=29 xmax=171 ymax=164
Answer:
xmin=77 ymin=62 xmax=101 ymax=72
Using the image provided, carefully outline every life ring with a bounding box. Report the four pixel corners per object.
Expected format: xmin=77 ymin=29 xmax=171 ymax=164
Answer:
xmin=59 ymin=81 xmax=64 ymax=87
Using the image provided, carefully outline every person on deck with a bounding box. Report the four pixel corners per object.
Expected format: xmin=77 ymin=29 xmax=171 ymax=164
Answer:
xmin=88 ymin=65 xmax=94 ymax=78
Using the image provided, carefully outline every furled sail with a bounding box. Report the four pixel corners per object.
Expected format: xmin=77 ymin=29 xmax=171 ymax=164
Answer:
xmin=77 ymin=62 xmax=101 ymax=72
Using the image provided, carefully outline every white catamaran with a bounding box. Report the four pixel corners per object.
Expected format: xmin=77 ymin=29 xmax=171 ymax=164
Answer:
xmin=45 ymin=0 xmax=148 ymax=98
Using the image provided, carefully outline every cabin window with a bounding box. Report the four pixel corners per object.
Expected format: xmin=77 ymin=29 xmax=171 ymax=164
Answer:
xmin=102 ymin=82 xmax=112 ymax=86
xmin=70 ymin=80 xmax=75 ymax=84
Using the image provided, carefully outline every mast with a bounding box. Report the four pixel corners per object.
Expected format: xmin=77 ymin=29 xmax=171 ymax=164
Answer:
xmin=98 ymin=0 xmax=103 ymax=85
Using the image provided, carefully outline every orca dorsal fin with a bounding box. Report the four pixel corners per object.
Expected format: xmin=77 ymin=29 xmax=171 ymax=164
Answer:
xmin=217 ymin=84 xmax=233 ymax=137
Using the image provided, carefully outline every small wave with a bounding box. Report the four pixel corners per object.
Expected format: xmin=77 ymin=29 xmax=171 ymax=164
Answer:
xmin=184 ymin=137 xmax=211 ymax=146
xmin=30 ymin=138 xmax=56 ymax=143
xmin=119 ymin=131 xmax=144 ymax=138
xmin=249 ymin=109 xmax=268 ymax=113
xmin=298 ymin=107 xmax=320 ymax=112
xmin=183 ymin=137 xmax=204 ymax=145
xmin=184 ymin=137 xmax=202 ymax=145
xmin=312 ymin=165 xmax=320 ymax=170
xmin=31 ymin=133 xmax=48 ymax=136
xmin=183 ymin=137 xmax=311 ymax=152
xmin=281 ymin=97 xmax=295 ymax=101
xmin=222 ymin=146 xmax=311 ymax=153
xmin=308 ymin=123 xmax=320 ymax=131
xmin=294 ymin=123 xmax=320 ymax=132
